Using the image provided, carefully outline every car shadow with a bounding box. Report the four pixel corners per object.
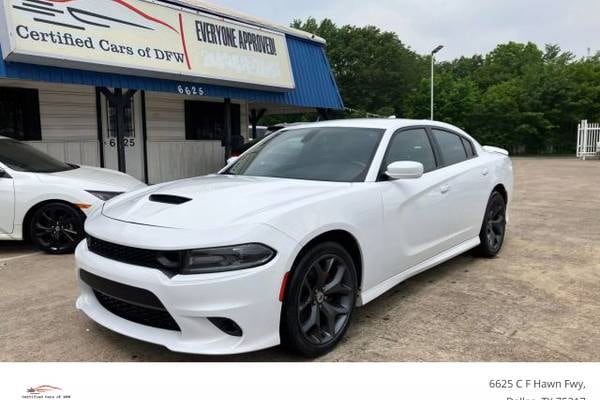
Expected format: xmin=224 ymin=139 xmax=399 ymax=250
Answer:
xmin=0 ymin=240 xmax=37 ymax=255
xmin=350 ymin=253 xmax=479 ymax=319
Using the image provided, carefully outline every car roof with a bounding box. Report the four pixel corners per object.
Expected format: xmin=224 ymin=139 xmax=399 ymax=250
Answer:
xmin=282 ymin=118 xmax=466 ymax=132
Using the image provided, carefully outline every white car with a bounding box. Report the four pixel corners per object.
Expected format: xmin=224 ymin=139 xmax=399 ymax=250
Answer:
xmin=0 ymin=136 xmax=145 ymax=254
xmin=75 ymin=119 xmax=513 ymax=357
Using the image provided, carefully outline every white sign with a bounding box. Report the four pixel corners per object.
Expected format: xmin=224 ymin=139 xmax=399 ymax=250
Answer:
xmin=0 ymin=0 xmax=295 ymax=90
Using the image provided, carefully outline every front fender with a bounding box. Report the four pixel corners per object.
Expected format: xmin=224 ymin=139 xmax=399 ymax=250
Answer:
xmin=265 ymin=184 xmax=385 ymax=297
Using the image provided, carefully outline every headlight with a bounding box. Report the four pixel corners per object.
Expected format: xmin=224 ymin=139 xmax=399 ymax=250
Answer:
xmin=181 ymin=243 xmax=276 ymax=274
xmin=86 ymin=190 xmax=124 ymax=201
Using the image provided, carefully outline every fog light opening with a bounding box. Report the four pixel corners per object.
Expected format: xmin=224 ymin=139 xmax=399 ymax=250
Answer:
xmin=208 ymin=317 xmax=243 ymax=337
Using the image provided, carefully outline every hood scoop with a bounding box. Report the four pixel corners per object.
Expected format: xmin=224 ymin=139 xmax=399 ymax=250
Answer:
xmin=149 ymin=194 xmax=192 ymax=205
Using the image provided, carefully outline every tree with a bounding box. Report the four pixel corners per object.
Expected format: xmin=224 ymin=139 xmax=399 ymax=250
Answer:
xmin=405 ymin=42 xmax=598 ymax=153
xmin=288 ymin=19 xmax=600 ymax=154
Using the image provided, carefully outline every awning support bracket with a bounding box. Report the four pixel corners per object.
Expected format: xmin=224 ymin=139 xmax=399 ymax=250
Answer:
xmin=250 ymin=108 xmax=267 ymax=139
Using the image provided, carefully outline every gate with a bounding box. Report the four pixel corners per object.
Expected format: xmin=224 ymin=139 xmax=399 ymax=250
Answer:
xmin=576 ymin=120 xmax=600 ymax=159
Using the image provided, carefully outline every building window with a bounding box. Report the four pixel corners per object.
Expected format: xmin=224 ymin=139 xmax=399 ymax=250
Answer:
xmin=106 ymin=97 xmax=135 ymax=139
xmin=185 ymin=100 xmax=240 ymax=141
xmin=0 ymin=87 xmax=42 ymax=141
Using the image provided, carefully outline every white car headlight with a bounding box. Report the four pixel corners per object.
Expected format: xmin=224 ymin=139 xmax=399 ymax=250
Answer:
xmin=86 ymin=190 xmax=124 ymax=201
xmin=182 ymin=243 xmax=276 ymax=274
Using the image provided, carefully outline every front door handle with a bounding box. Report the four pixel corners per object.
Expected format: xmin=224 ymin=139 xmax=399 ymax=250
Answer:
xmin=482 ymin=168 xmax=490 ymax=176
xmin=440 ymin=184 xmax=450 ymax=194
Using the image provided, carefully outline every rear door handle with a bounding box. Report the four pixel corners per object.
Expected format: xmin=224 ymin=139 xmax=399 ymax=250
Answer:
xmin=482 ymin=168 xmax=490 ymax=176
xmin=440 ymin=184 xmax=450 ymax=194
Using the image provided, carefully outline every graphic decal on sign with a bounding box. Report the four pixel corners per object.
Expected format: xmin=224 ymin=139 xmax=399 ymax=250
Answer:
xmin=12 ymin=0 xmax=191 ymax=68
xmin=1 ymin=0 xmax=295 ymax=90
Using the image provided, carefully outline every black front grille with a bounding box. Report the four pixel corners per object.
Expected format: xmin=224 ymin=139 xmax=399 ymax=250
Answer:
xmin=94 ymin=290 xmax=180 ymax=331
xmin=87 ymin=235 xmax=182 ymax=271
xmin=80 ymin=269 xmax=180 ymax=332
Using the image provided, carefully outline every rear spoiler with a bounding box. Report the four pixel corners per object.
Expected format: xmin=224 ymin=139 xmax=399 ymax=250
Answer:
xmin=482 ymin=146 xmax=509 ymax=156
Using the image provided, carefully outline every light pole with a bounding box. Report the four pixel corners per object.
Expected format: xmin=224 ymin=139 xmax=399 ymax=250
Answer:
xmin=430 ymin=45 xmax=444 ymax=120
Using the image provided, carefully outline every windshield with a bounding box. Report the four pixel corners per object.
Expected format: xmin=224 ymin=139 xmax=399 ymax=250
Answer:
xmin=0 ymin=139 xmax=76 ymax=173
xmin=224 ymin=127 xmax=384 ymax=182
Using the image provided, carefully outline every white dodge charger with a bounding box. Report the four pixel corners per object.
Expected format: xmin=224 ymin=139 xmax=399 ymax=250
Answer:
xmin=75 ymin=119 xmax=513 ymax=357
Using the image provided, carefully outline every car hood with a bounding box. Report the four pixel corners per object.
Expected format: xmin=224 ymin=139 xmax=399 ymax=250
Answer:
xmin=102 ymin=174 xmax=351 ymax=229
xmin=37 ymin=165 xmax=145 ymax=192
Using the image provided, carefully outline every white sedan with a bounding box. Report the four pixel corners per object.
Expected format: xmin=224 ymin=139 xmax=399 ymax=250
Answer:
xmin=0 ymin=136 xmax=145 ymax=253
xmin=75 ymin=119 xmax=513 ymax=357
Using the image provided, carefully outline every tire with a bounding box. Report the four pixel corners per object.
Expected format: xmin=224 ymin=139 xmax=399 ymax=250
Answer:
xmin=280 ymin=242 xmax=357 ymax=358
xmin=29 ymin=202 xmax=85 ymax=254
xmin=475 ymin=191 xmax=507 ymax=257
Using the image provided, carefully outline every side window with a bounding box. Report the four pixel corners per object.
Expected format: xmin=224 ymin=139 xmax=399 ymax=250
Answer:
xmin=184 ymin=100 xmax=241 ymax=141
xmin=384 ymin=128 xmax=437 ymax=173
xmin=432 ymin=129 xmax=468 ymax=166
xmin=461 ymin=137 xmax=476 ymax=158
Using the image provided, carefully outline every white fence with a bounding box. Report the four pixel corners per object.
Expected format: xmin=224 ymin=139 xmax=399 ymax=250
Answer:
xmin=576 ymin=120 xmax=600 ymax=159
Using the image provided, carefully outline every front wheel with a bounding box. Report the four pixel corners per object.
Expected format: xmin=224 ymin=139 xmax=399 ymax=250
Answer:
xmin=280 ymin=242 xmax=357 ymax=358
xmin=29 ymin=202 xmax=85 ymax=254
xmin=475 ymin=191 xmax=507 ymax=257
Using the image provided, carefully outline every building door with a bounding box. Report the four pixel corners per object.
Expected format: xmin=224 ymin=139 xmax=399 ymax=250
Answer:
xmin=100 ymin=89 xmax=145 ymax=182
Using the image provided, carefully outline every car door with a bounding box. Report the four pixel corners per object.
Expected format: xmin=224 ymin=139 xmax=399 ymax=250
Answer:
xmin=430 ymin=128 xmax=489 ymax=245
xmin=0 ymin=164 xmax=15 ymax=235
xmin=379 ymin=127 xmax=458 ymax=278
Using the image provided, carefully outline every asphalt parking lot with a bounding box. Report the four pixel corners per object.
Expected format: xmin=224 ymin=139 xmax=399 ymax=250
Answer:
xmin=1 ymin=157 xmax=599 ymax=362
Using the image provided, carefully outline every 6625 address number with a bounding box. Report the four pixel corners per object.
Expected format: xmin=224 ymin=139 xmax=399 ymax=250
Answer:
xmin=177 ymin=85 xmax=205 ymax=96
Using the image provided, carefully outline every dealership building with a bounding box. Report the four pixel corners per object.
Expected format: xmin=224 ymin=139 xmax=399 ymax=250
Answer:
xmin=0 ymin=0 xmax=343 ymax=183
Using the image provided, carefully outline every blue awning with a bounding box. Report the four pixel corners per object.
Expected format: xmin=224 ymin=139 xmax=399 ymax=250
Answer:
xmin=0 ymin=36 xmax=343 ymax=110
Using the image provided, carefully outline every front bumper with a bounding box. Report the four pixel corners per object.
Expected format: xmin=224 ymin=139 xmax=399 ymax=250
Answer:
xmin=75 ymin=228 xmax=298 ymax=355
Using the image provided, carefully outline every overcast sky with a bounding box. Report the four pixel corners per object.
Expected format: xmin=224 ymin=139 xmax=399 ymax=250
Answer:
xmin=215 ymin=0 xmax=599 ymax=60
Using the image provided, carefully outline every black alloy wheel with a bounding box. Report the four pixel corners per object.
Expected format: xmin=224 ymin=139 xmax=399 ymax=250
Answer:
xmin=30 ymin=202 xmax=85 ymax=254
xmin=476 ymin=191 xmax=507 ymax=257
xmin=281 ymin=242 xmax=357 ymax=357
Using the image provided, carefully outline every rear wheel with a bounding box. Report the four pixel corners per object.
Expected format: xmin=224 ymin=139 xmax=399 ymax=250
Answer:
xmin=29 ymin=202 xmax=85 ymax=254
xmin=281 ymin=242 xmax=357 ymax=358
xmin=475 ymin=191 xmax=507 ymax=257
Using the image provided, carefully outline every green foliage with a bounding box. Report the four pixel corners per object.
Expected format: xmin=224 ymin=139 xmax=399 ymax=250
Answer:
xmin=405 ymin=40 xmax=600 ymax=153
xmin=291 ymin=19 xmax=600 ymax=154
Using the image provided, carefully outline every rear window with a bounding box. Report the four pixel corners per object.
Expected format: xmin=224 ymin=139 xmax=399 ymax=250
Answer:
xmin=0 ymin=139 xmax=75 ymax=173
xmin=432 ymin=129 xmax=468 ymax=166
xmin=461 ymin=137 xmax=476 ymax=158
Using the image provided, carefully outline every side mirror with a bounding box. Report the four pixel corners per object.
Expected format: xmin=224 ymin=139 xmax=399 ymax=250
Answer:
xmin=0 ymin=167 xmax=7 ymax=178
xmin=226 ymin=156 xmax=240 ymax=165
xmin=385 ymin=161 xmax=424 ymax=180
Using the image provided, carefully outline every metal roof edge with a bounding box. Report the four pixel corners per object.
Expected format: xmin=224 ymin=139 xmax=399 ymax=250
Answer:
xmin=320 ymin=46 xmax=344 ymax=109
xmin=157 ymin=0 xmax=327 ymax=45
